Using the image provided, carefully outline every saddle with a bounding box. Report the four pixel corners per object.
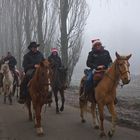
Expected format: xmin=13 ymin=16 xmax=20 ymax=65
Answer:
xmin=93 ymin=66 xmax=106 ymax=82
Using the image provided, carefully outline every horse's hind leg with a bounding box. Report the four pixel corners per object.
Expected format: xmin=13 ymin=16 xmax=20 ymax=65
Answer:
xmin=98 ymin=103 xmax=106 ymax=137
xmin=60 ymin=90 xmax=65 ymax=112
xmin=79 ymin=100 xmax=87 ymax=123
xmin=91 ymin=102 xmax=99 ymax=129
xmin=107 ymin=103 xmax=117 ymax=137
xmin=26 ymin=98 xmax=32 ymax=121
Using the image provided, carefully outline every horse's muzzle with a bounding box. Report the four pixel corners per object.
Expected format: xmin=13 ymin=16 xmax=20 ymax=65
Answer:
xmin=122 ymin=79 xmax=130 ymax=85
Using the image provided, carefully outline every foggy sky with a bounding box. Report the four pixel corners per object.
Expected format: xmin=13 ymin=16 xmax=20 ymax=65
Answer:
xmin=71 ymin=0 xmax=140 ymax=85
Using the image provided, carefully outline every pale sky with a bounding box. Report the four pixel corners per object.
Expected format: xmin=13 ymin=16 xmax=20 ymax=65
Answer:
xmin=72 ymin=0 xmax=140 ymax=85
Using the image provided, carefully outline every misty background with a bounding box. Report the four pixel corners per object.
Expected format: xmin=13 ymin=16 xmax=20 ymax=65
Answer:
xmin=71 ymin=0 xmax=140 ymax=85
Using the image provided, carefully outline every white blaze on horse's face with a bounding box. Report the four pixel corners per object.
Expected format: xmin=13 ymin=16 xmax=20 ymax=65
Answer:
xmin=116 ymin=52 xmax=132 ymax=85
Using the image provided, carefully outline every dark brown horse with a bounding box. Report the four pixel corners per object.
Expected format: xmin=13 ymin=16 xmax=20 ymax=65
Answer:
xmin=79 ymin=52 xmax=132 ymax=137
xmin=26 ymin=59 xmax=53 ymax=135
xmin=51 ymin=66 xmax=67 ymax=113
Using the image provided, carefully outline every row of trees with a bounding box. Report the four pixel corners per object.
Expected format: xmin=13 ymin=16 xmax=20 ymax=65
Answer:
xmin=0 ymin=0 xmax=89 ymax=84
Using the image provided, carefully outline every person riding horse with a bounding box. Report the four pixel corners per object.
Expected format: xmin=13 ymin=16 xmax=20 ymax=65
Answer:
xmin=18 ymin=41 xmax=44 ymax=104
xmin=80 ymin=39 xmax=112 ymax=101
xmin=3 ymin=52 xmax=18 ymax=85
xmin=48 ymin=48 xmax=62 ymax=69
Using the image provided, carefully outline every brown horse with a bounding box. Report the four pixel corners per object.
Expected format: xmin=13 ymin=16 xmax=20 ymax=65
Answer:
xmin=79 ymin=52 xmax=132 ymax=137
xmin=26 ymin=59 xmax=53 ymax=135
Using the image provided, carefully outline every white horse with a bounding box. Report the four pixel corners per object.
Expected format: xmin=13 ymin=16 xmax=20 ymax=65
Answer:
xmin=1 ymin=62 xmax=14 ymax=104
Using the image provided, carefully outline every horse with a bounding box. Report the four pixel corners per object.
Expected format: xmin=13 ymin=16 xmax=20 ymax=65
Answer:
xmin=51 ymin=66 xmax=68 ymax=113
xmin=0 ymin=58 xmax=4 ymax=94
xmin=1 ymin=62 xmax=14 ymax=104
xmin=26 ymin=59 xmax=53 ymax=135
xmin=79 ymin=52 xmax=132 ymax=137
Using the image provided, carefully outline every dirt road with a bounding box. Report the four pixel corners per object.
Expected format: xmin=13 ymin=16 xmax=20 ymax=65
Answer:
xmin=0 ymin=97 xmax=140 ymax=140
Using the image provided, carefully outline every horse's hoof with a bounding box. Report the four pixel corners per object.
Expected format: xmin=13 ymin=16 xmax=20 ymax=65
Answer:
xmin=81 ymin=119 xmax=86 ymax=123
xmin=56 ymin=110 xmax=60 ymax=114
xmin=100 ymin=132 xmax=106 ymax=137
xmin=29 ymin=117 xmax=33 ymax=121
xmin=60 ymin=107 xmax=64 ymax=112
xmin=94 ymin=125 xmax=99 ymax=129
xmin=108 ymin=130 xmax=114 ymax=137
xmin=36 ymin=127 xmax=44 ymax=136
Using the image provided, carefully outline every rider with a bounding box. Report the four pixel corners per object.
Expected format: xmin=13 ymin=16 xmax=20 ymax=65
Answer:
xmin=18 ymin=41 xmax=44 ymax=104
xmin=3 ymin=52 xmax=18 ymax=84
xmin=48 ymin=48 xmax=62 ymax=69
xmin=80 ymin=39 xmax=112 ymax=100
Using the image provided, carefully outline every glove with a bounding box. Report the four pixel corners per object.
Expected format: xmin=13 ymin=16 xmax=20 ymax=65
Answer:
xmin=97 ymin=65 xmax=105 ymax=69
xmin=34 ymin=64 xmax=39 ymax=68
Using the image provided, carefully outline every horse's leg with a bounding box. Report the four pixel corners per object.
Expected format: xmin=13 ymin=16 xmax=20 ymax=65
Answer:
xmin=98 ymin=103 xmax=106 ymax=137
xmin=26 ymin=99 xmax=32 ymax=121
xmin=60 ymin=89 xmax=65 ymax=112
xmin=54 ymin=90 xmax=59 ymax=113
xmin=107 ymin=103 xmax=117 ymax=137
xmin=34 ymin=104 xmax=44 ymax=135
xmin=4 ymin=92 xmax=6 ymax=104
xmin=12 ymin=84 xmax=16 ymax=96
xmin=91 ymin=102 xmax=99 ymax=129
xmin=79 ymin=99 xmax=87 ymax=123
xmin=8 ymin=94 xmax=12 ymax=105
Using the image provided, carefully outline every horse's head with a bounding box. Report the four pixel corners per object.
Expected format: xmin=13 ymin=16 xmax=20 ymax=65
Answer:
xmin=35 ymin=59 xmax=52 ymax=86
xmin=1 ymin=63 xmax=10 ymax=74
xmin=115 ymin=52 xmax=132 ymax=85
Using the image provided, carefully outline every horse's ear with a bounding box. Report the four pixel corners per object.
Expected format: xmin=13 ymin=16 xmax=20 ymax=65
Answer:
xmin=126 ymin=54 xmax=132 ymax=60
xmin=115 ymin=52 xmax=121 ymax=59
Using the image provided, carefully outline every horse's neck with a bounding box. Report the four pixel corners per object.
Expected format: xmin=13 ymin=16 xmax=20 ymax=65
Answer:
xmin=3 ymin=70 xmax=13 ymax=80
xmin=102 ymin=61 xmax=120 ymax=89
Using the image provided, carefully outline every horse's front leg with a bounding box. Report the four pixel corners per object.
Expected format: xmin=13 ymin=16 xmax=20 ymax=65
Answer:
xmin=4 ymin=92 xmax=6 ymax=104
xmin=34 ymin=104 xmax=44 ymax=136
xmin=60 ymin=89 xmax=65 ymax=112
xmin=107 ymin=103 xmax=117 ymax=137
xmin=54 ymin=90 xmax=59 ymax=113
xmin=8 ymin=94 xmax=12 ymax=105
xmin=98 ymin=103 xmax=106 ymax=137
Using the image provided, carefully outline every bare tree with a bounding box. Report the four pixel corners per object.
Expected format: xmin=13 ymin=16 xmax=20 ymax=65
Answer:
xmin=58 ymin=0 xmax=89 ymax=84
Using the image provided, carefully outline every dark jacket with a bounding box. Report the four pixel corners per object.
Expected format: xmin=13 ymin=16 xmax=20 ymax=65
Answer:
xmin=48 ymin=54 xmax=62 ymax=68
xmin=23 ymin=51 xmax=44 ymax=73
xmin=86 ymin=49 xmax=112 ymax=70
xmin=4 ymin=56 xmax=17 ymax=70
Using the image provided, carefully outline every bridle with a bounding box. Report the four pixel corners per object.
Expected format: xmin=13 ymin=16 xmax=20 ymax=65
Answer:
xmin=105 ymin=59 xmax=130 ymax=87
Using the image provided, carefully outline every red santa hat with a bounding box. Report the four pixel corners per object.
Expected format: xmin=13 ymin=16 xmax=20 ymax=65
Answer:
xmin=51 ymin=48 xmax=58 ymax=53
xmin=91 ymin=39 xmax=102 ymax=46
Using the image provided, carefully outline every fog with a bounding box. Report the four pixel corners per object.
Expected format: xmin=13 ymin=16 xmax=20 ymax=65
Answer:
xmin=71 ymin=0 xmax=140 ymax=85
